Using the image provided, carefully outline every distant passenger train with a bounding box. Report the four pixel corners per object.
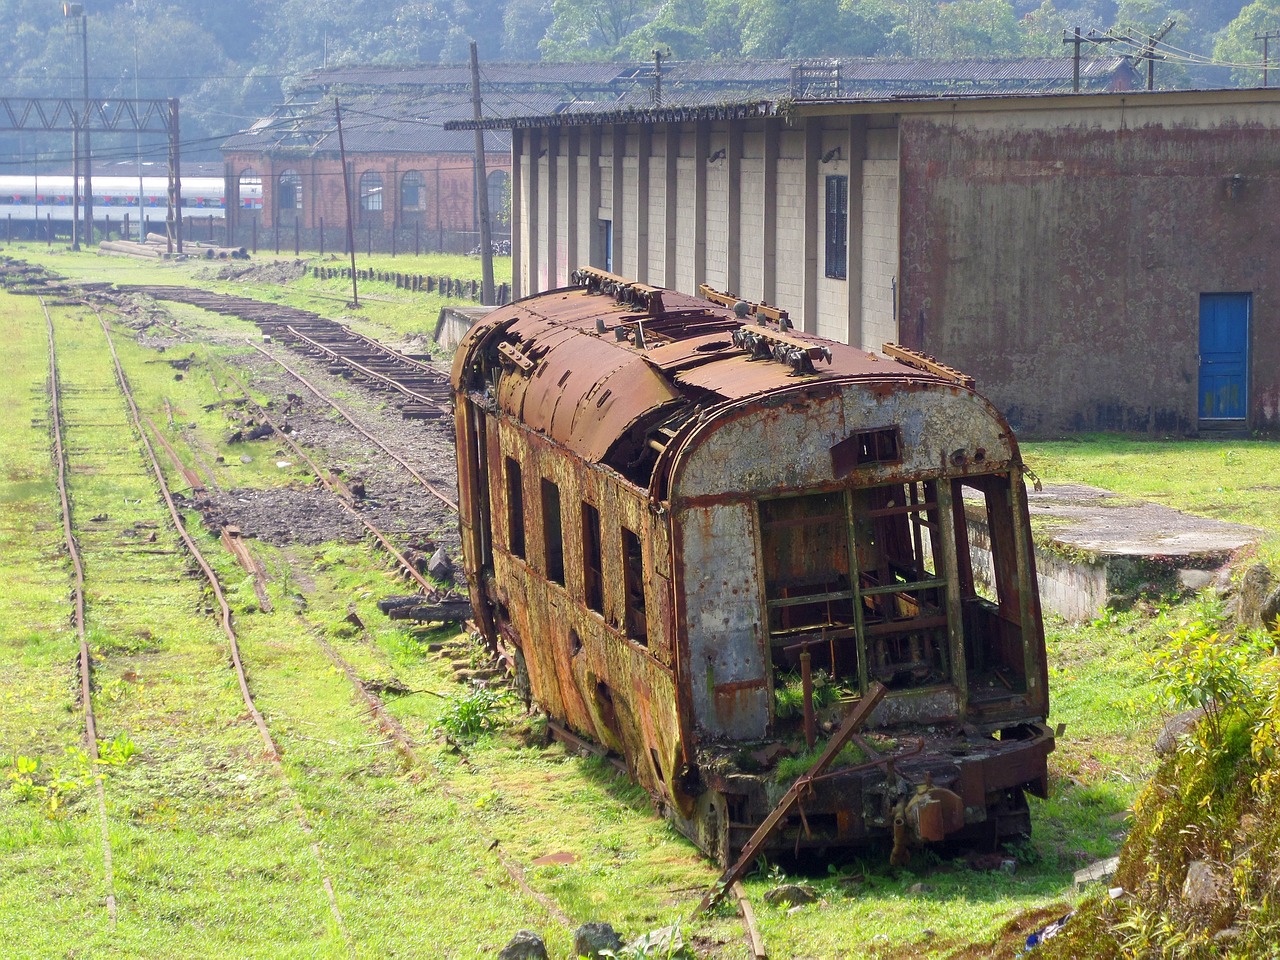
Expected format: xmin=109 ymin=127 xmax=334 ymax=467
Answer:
xmin=0 ymin=175 xmax=262 ymax=239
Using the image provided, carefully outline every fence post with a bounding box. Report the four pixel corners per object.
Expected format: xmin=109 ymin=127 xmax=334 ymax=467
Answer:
xmin=295 ymin=217 xmax=300 ymax=256
xmin=415 ymin=221 xmax=420 ymax=256
xmin=274 ymin=216 xmax=280 ymax=255
xmin=319 ymin=217 xmax=325 ymax=256
xmin=252 ymin=218 xmax=258 ymax=254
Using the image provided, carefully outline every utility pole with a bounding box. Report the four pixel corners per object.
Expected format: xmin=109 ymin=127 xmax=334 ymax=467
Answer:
xmin=1256 ymin=30 xmax=1280 ymax=87
xmin=1135 ymin=19 xmax=1176 ymax=91
xmin=335 ymin=98 xmax=359 ymax=308
xmin=469 ymin=40 xmax=494 ymax=306
xmin=652 ymin=48 xmax=666 ymax=106
xmin=1062 ymin=27 xmax=1120 ymax=92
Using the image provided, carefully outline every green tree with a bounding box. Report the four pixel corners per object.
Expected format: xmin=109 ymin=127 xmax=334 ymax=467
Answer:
xmin=539 ymin=0 xmax=662 ymax=59
xmin=1215 ymin=1 xmax=1280 ymax=85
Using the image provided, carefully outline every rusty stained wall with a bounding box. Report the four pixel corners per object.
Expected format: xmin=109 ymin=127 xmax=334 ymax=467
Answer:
xmin=897 ymin=109 xmax=1280 ymax=435
xmin=485 ymin=414 xmax=684 ymax=800
xmin=671 ymin=381 xmax=1017 ymax=739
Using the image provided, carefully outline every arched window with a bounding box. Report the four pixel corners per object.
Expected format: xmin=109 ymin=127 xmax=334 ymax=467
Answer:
xmin=400 ymin=170 xmax=425 ymax=212
xmin=278 ymin=169 xmax=301 ymax=213
xmin=239 ymin=169 xmax=262 ymax=211
xmin=487 ymin=170 xmax=510 ymax=226
xmin=359 ymin=171 xmax=383 ymax=212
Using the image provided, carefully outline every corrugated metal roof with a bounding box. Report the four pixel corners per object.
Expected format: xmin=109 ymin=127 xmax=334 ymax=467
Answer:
xmin=227 ymin=56 xmax=1139 ymax=153
xmin=454 ymin=277 xmax=936 ymax=467
xmin=221 ymin=90 xmax=515 ymax=155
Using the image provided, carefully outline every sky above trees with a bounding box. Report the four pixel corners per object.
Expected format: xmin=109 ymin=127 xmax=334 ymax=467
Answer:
xmin=0 ymin=0 xmax=1276 ymax=163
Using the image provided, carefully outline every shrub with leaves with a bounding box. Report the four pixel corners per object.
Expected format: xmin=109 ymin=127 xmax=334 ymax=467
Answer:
xmin=439 ymin=683 xmax=511 ymax=742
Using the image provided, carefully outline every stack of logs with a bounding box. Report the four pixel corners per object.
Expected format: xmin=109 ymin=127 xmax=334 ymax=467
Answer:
xmin=99 ymin=233 xmax=249 ymax=261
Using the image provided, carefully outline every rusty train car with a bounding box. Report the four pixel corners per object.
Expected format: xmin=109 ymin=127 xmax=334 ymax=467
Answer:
xmin=451 ymin=268 xmax=1054 ymax=865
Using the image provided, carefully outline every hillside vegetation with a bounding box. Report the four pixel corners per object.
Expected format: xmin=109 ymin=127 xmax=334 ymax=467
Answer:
xmin=0 ymin=0 xmax=1276 ymax=163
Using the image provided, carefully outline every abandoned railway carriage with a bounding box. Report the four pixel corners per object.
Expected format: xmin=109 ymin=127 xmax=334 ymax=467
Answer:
xmin=452 ymin=269 xmax=1054 ymax=865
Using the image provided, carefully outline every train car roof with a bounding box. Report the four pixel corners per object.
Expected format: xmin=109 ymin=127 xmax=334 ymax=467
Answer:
xmin=454 ymin=270 xmax=980 ymax=467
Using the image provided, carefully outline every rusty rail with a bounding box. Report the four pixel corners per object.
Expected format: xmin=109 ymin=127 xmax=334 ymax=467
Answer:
xmin=42 ymin=296 xmax=118 ymax=928
xmin=91 ymin=306 xmax=356 ymax=955
xmin=246 ymin=341 xmax=459 ymax=513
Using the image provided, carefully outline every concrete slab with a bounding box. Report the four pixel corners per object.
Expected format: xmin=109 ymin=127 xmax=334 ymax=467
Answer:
xmin=968 ymin=484 xmax=1260 ymax=621
xmin=1027 ymin=484 xmax=1261 ymax=559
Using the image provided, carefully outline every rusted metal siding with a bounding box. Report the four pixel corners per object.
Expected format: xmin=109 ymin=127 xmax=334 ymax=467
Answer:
xmin=479 ymin=411 xmax=685 ymax=796
xmin=898 ymin=109 xmax=1280 ymax=435
xmin=671 ymin=382 xmax=1016 ymax=500
xmin=677 ymin=502 xmax=770 ymax=738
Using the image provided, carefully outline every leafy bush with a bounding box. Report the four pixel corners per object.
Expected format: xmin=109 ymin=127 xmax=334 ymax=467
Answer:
xmin=439 ymin=683 xmax=511 ymax=742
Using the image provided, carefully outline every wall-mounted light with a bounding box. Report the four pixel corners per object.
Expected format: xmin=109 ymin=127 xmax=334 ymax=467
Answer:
xmin=706 ymin=147 xmax=726 ymax=164
xmin=821 ymin=146 xmax=843 ymax=164
xmin=1229 ymin=173 xmax=1244 ymax=201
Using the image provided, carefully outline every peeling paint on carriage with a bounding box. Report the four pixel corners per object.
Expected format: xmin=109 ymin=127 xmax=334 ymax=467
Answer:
xmin=452 ymin=270 xmax=1054 ymax=864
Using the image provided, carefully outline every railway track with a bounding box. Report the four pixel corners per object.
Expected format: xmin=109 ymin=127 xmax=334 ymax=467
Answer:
xmin=41 ymin=296 xmax=118 ymax=929
xmin=118 ymin=285 xmax=453 ymax=419
xmin=11 ymin=265 xmax=766 ymax=955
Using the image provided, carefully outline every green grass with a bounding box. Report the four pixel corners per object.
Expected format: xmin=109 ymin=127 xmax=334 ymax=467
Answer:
xmin=7 ymin=256 xmax=1280 ymax=956
xmin=1024 ymin=434 xmax=1280 ymax=564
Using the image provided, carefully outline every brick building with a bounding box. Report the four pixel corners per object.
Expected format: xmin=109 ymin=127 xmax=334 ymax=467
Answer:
xmin=453 ymin=58 xmax=1280 ymax=436
xmin=222 ymin=87 xmax=513 ymax=254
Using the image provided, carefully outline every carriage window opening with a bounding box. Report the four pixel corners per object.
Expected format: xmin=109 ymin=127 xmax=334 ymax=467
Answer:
xmin=505 ymin=458 xmax=525 ymax=559
xmin=582 ymin=502 xmax=604 ymax=614
xmin=541 ymin=478 xmax=565 ymax=585
xmin=824 ymin=174 xmax=848 ymax=280
xmin=955 ymin=475 xmax=1029 ymax=700
xmin=853 ymin=482 xmax=950 ymax=690
xmin=759 ymin=492 xmax=858 ymax=692
xmin=622 ymin=527 xmax=647 ymax=644
xmin=831 ymin=427 xmax=901 ymax=476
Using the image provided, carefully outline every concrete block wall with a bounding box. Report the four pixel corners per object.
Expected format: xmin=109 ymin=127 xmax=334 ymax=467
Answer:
xmin=512 ymin=113 xmax=902 ymax=350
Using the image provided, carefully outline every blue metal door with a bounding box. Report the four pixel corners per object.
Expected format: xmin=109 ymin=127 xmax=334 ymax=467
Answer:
xmin=1199 ymin=293 xmax=1250 ymax=420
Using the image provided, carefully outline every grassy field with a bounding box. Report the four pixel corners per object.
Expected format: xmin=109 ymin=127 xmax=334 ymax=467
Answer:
xmin=1 ymin=246 xmax=1276 ymax=957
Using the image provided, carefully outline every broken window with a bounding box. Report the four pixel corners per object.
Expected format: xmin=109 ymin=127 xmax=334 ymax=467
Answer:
xmin=505 ymin=458 xmax=524 ymax=559
xmin=541 ymin=478 xmax=565 ymax=585
xmin=852 ymin=483 xmax=949 ymax=690
xmin=952 ymin=474 xmax=1029 ymax=700
xmin=359 ymin=171 xmax=383 ymax=214
xmin=760 ymin=482 xmax=949 ymax=706
xmin=582 ymin=502 xmax=603 ymax=614
xmin=824 ymin=175 xmax=848 ymax=280
xmin=760 ymin=492 xmax=859 ymax=689
xmin=278 ymin=169 xmax=302 ymax=213
xmin=400 ymin=170 xmax=424 ymax=212
xmin=622 ymin=527 xmax=647 ymax=644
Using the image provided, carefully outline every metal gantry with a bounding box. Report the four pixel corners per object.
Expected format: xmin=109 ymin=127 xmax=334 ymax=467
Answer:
xmin=0 ymin=96 xmax=183 ymax=252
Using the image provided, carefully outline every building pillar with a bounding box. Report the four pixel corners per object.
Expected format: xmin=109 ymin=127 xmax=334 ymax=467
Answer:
xmin=762 ymin=120 xmax=779 ymax=307
xmin=611 ymin=124 xmax=625 ymax=275
xmin=512 ymin=128 xmax=524 ymax=299
xmin=635 ymin=125 xmax=651 ymax=283
xmin=565 ymin=127 xmax=580 ymax=280
xmin=726 ymin=120 xmax=742 ymax=296
xmin=546 ymin=127 xmax=559 ymax=288
xmin=587 ymin=126 xmax=604 ymax=269
xmin=663 ymin=126 xmax=678 ymax=288
xmin=694 ymin=120 xmax=709 ymax=293
xmin=527 ymin=129 xmax=541 ymax=293
xmin=847 ymin=117 xmax=867 ymax=347
xmin=802 ymin=119 xmax=821 ymax=334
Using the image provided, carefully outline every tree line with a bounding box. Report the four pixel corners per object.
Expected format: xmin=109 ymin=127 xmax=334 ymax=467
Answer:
xmin=0 ymin=0 xmax=1276 ymax=163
